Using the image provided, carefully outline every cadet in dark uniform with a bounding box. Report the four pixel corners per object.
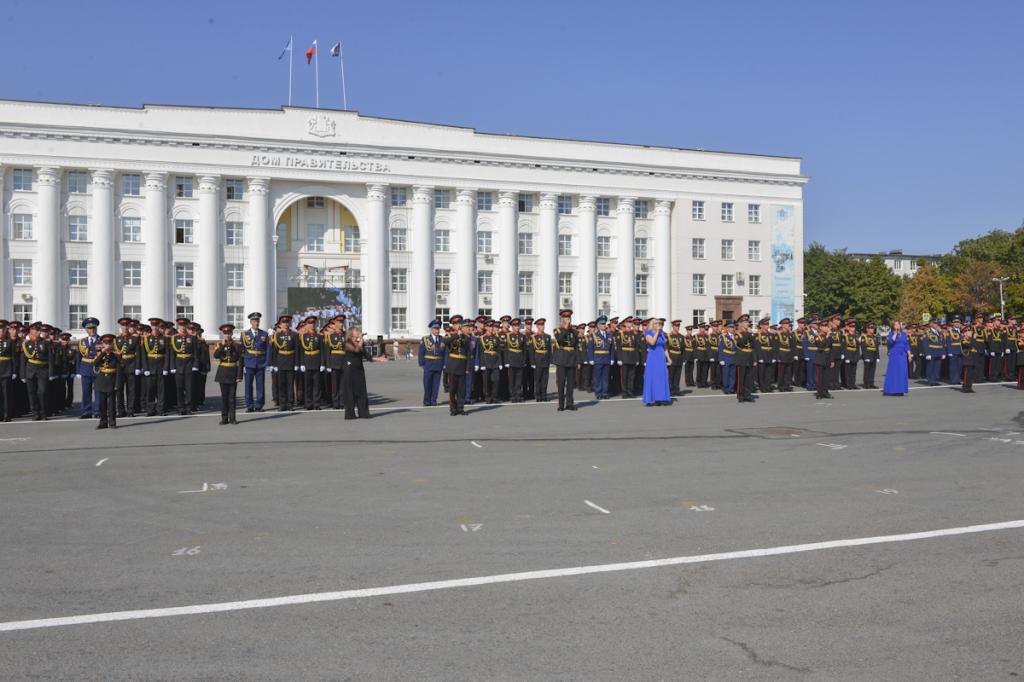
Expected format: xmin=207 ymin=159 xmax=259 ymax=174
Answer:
xmin=444 ymin=315 xmax=469 ymax=416
xmin=683 ymin=325 xmax=696 ymax=388
xmin=168 ymin=318 xmax=197 ymax=415
xmin=841 ymin=319 xmax=860 ymax=389
xmin=0 ymin=321 xmax=13 ymax=421
xmin=299 ymin=316 xmax=324 ymax=410
xmin=213 ymin=324 xmax=244 ymax=425
xmin=193 ymin=323 xmax=211 ymax=409
xmin=775 ymin=318 xmax=798 ymax=392
xmin=753 ymin=318 xmax=774 ymax=393
xmin=417 ymin=320 xmax=445 ymax=406
xmin=269 ymin=315 xmax=298 ymax=412
xmin=93 ymin=334 xmax=120 ymax=429
xmin=324 ymin=317 xmax=348 ymax=409
xmin=242 ymin=312 xmax=269 ymax=412
xmin=945 ymin=317 xmax=964 ymax=386
xmin=923 ymin=320 xmax=946 ymax=386
xmin=667 ymin=320 xmax=684 ymax=395
xmin=58 ymin=331 xmax=75 ymax=411
xmin=859 ymin=323 xmax=881 ymax=388
xmin=960 ymin=326 xmax=978 ymax=393
xmin=522 ymin=316 xmax=536 ymax=400
xmin=528 ymin=318 xmax=552 ymax=402
xmin=552 ymin=309 xmax=579 ymax=412
xmin=142 ymin=321 xmax=169 ymax=416
xmin=734 ymin=315 xmax=755 ymax=402
xmin=502 ymin=319 xmax=527 ymax=402
xmin=20 ymin=323 xmax=53 ymax=420
xmin=588 ymin=316 xmax=614 ymax=399
xmin=694 ymin=324 xmax=710 ymax=388
xmin=616 ymin=319 xmax=640 ymax=399
xmin=114 ymin=318 xmax=140 ymax=417
xmin=814 ymin=322 xmax=834 ymax=400
xmin=477 ymin=322 xmax=503 ymax=404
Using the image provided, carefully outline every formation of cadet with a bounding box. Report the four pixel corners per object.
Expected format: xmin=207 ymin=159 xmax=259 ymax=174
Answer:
xmin=414 ymin=311 xmax=1024 ymax=413
xmin=0 ymin=310 xmax=374 ymax=424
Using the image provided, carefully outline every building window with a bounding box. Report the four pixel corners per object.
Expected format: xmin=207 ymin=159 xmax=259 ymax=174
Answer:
xmin=68 ymin=260 xmax=88 ymax=287
xmin=634 ymin=237 xmax=649 ymax=259
xmin=634 ymin=274 xmax=648 ymax=296
xmin=390 ymin=227 xmax=407 ymax=251
xmin=692 ymin=274 xmax=705 ymax=296
xmin=476 ymin=191 xmax=493 ymax=211
xmin=122 ymin=261 xmax=142 ymax=287
xmin=306 ymin=196 xmax=325 ymax=209
xmin=434 ymin=229 xmax=450 ymax=252
xmin=121 ymin=174 xmax=141 ymax=196
xmin=557 ymin=195 xmax=572 ymax=215
xmin=748 ymin=309 xmax=761 ymax=321
xmin=597 ymin=272 xmax=612 ymax=295
xmin=390 ymin=187 xmax=407 ymax=207
xmin=692 ymin=200 xmax=705 ymax=221
xmin=721 ymin=239 xmax=734 ymax=260
xmin=635 ymin=200 xmax=650 ymax=219
xmin=69 ymin=305 xmax=87 ymax=329
xmin=910 ymin=260 xmax=918 ymax=271
xmin=13 ymin=259 xmax=32 ymax=286
xmin=435 ymin=269 xmax=451 ymax=294
xmin=305 ymin=224 xmax=325 ymax=252
xmin=748 ymin=204 xmax=761 ymax=223
xmin=224 ymin=178 xmax=244 ymax=201
xmin=692 ymin=238 xmax=705 ymax=259
xmin=175 ymin=176 xmax=193 ymax=198
xmin=344 ymin=269 xmax=361 ymax=288
xmin=68 ymin=215 xmax=89 ymax=241
xmin=67 ymin=171 xmax=88 ymax=194
xmin=893 ymin=258 xmax=903 ymax=270
xmin=596 ymin=235 xmax=611 ymax=258
xmin=276 ymin=224 xmax=288 ymax=251
xmin=174 ymin=219 xmax=194 ymax=244
xmin=175 ymin=305 xmax=194 ymax=320
xmin=225 ymin=306 xmax=243 ymax=328
xmin=225 ymin=221 xmax=243 ymax=246
xmin=721 ymin=274 xmax=734 ymax=295
xmin=478 ymin=270 xmax=493 ymax=294
xmin=13 ymin=304 xmax=32 ymax=324
xmin=226 ymin=263 xmax=244 ymax=289
xmin=391 ymin=268 xmax=407 ymax=293
xmin=748 ymin=275 xmax=761 ymax=296
xmin=13 ymin=214 xmax=33 ymax=240
xmin=518 ymin=194 xmax=534 ymax=212
xmin=635 ymin=309 xmax=648 ymax=318
xmin=123 ymin=305 xmax=142 ymax=320
xmin=391 ymin=307 xmax=407 ymax=331
xmin=558 ymin=234 xmax=574 ymax=256
xmin=518 ymin=308 xmax=533 ymax=318
xmin=477 ymin=230 xmax=493 ymax=254
xmin=559 ymin=272 xmax=573 ymax=295
xmin=692 ymin=309 xmax=708 ymax=326
xmin=518 ymin=271 xmax=533 ymax=294
xmin=747 ymin=240 xmax=761 ymax=261
xmin=175 ymin=262 xmax=194 ymax=288
xmin=596 ymin=197 xmax=610 ymax=217
xmin=344 ymin=225 xmax=361 ymax=253
xmin=121 ymin=217 xmax=141 ymax=242
xmin=12 ymin=168 xmax=33 ymax=191
xmin=433 ymin=189 xmax=450 ymax=209
xmin=518 ymin=232 xmax=534 ymax=255
xmin=434 ymin=308 xmax=450 ymax=324
xmin=478 ymin=308 xmax=492 ymax=318
xmin=722 ymin=202 xmax=734 ymax=222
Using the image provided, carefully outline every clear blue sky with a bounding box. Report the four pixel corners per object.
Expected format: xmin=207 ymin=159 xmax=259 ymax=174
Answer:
xmin=4 ymin=0 xmax=1022 ymax=254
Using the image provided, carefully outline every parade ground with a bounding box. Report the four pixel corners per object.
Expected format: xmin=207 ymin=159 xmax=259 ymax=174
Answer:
xmin=1 ymin=361 xmax=1022 ymax=680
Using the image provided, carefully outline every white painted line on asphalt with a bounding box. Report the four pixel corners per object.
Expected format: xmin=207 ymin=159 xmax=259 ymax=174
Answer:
xmin=817 ymin=443 xmax=847 ymax=450
xmin=930 ymin=432 xmax=966 ymax=437
xmin=584 ymin=499 xmax=611 ymax=514
xmin=0 ymin=437 xmax=31 ymax=442
xmin=2 ymin=518 xmax=1022 ymax=633
xmin=95 ymin=458 xmax=108 ymax=467
xmin=470 ymin=441 xmax=482 ymax=448
xmin=876 ymin=489 xmax=899 ymax=495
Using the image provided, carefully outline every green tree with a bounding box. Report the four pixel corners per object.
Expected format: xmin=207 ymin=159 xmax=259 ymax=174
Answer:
xmin=898 ymin=264 xmax=955 ymax=322
xmin=803 ymin=244 xmax=903 ymax=322
xmin=954 ymin=260 xmax=1002 ymax=316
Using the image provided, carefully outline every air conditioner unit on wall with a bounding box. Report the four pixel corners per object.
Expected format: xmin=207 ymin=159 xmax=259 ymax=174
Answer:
xmin=436 ymin=294 xmax=447 ymax=304
xmin=561 ymin=297 xmax=572 ymax=307
xmin=640 ymin=263 xmax=649 ymax=272
xmin=735 ymin=272 xmax=745 ymax=287
xmin=176 ymin=294 xmax=188 ymax=302
xmin=482 ymin=296 xmax=492 ymax=306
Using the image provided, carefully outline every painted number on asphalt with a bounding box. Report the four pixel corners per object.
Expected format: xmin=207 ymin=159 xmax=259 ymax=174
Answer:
xmin=178 ymin=482 xmax=228 ymax=494
xmin=172 ymin=546 xmax=201 ymax=556
xmin=689 ymin=505 xmax=715 ymax=512
xmin=460 ymin=524 xmax=483 ymax=532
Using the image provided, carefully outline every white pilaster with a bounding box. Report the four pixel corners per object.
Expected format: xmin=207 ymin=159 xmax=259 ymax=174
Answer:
xmin=143 ymin=172 xmax=170 ymax=318
xmin=195 ymin=175 xmax=222 ymax=336
xmin=616 ymin=197 xmax=636 ymax=316
xmin=0 ymin=165 xmax=6 ymax=318
xmin=537 ymin=192 xmax=559 ymax=324
xmin=652 ymin=200 xmax=672 ymax=319
xmin=89 ymin=169 xmax=116 ymax=333
xmin=245 ymin=177 xmax=272 ymax=320
xmin=363 ymin=183 xmax=389 ymax=336
xmin=455 ymin=188 xmax=479 ymax=318
xmin=409 ymin=186 xmax=434 ymax=331
xmin=577 ymin=195 xmax=598 ymax=320
xmin=34 ymin=167 xmax=61 ymax=324
xmin=495 ymin=190 xmax=518 ymax=317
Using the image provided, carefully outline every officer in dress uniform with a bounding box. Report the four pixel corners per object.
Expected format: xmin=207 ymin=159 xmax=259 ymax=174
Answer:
xmin=945 ymin=316 xmax=964 ymax=386
xmin=213 ymin=324 xmax=244 ymax=425
xmin=114 ymin=317 xmax=140 ymax=417
xmin=522 ymin=317 xmax=536 ymax=400
xmin=552 ymin=309 xmax=579 ymax=412
xmin=192 ymin=323 xmax=211 ymax=409
xmin=923 ymin=319 xmax=946 ymax=386
xmin=859 ymin=323 xmax=881 ymax=389
xmin=322 ymin=316 xmax=347 ymax=409
xmin=667 ymin=320 xmax=684 ymax=396
xmin=588 ymin=315 xmax=614 ymax=399
xmin=443 ymin=315 xmax=469 ymax=416
xmin=502 ymin=319 xmax=527 ymax=402
xmin=841 ymin=319 xmax=860 ymax=390
xmin=417 ymin=320 xmax=445 ymax=406
xmin=616 ymin=319 xmax=640 ymax=399
xmin=268 ymin=315 xmax=299 ymax=412
xmin=142 ymin=320 xmax=169 ymax=415
xmin=960 ymin=326 xmax=978 ymax=393
xmin=241 ymin=312 xmax=269 ymax=412
xmin=168 ymin=318 xmax=197 ymax=415
xmin=734 ymin=315 xmax=755 ymax=402
xmin=0 ymin=321 xmax=14 ymax=421
xmin=693 ymin=323 xmax=710 ymax=388
xmin=683 ymin=325 xmax=696 ymax=388
xmin=476 ymin=321 xmax=503 ymax=404
xmin=76 ymin=318 xmax=102 ymax=418
xmin=753 ymin=318 xmax=775 ymax=393
xmin=718 ymin=321 xmax=737 ymax=395
xmin=775 ymin=318 xmax=798 ymax=392
xmin=298 ymin=316 xmax=324 ymax=410
xmin=21 ymin=323 xmax=54 ymax=420
xmin=93 ymin=334 xmax=120 ymax=429
xmin=528 ymin=318 xmax=552 ymax=402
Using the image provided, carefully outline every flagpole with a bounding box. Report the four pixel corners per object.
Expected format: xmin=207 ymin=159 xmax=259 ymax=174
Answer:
xmin=314 ymin=41 xmax=320 ymax=109
xmin=288 ymin=35 xmax=293 ymax=106
xmin=339 ymin=46 xmax=348 ymax=110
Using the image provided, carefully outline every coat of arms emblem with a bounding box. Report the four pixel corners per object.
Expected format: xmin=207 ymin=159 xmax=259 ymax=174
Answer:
xmin=307 ymin=115 xmax=336 ymax=138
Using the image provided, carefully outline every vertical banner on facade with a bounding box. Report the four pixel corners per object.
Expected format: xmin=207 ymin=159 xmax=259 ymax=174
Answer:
xmin=770 ymin=204 xmax=796 ymax=322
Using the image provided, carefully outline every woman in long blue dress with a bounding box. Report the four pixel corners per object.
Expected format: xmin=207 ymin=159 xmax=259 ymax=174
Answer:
xmin=643 ymin=320 xmax=672 ymax=405
xmin=883 ymin=320 xmax=911 ymax=396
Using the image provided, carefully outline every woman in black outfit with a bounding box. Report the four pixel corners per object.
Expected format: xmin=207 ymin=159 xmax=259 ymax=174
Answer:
xmin=342 ymin=327 xmax=372 ymax=419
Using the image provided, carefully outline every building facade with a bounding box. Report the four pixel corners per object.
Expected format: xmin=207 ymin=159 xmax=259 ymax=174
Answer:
xmin=849 ymin=250 xmax=940 ymax=277
xmin=0 ymin=99 xmax=807 ymax=337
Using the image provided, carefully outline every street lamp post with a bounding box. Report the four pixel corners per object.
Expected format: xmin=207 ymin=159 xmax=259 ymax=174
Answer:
xmin=992 ymin=276 xmax=1008 ymax=319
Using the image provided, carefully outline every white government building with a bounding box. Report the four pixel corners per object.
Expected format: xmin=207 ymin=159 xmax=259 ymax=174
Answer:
xmin=0 ymin=99 xmax=806 ymax=337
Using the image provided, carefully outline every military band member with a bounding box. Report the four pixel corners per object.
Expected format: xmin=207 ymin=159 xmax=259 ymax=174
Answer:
xmin=193 ymin=323 xmax=211 ymax=408
xmin=324 ymin=316 xmax=348 ymax=409
xmin=682 ymin=325 xmax=696 ymax=388
xmin=113 ymin=318 xmax=140 ymax=417
xmin=552 ymin=309 xmax=579 ymax=411
xmin=213 ymin=324 xmax=244 ymax=425
xmin=526 ymin=318 xmax=552 ymax=402
xmin=577 ymin=323 xmax=593 ymax=393
xmin=859 ymin=323 xmax=881 ymax=389
xmin=93 ymin=334 xmax=120 ymax=429
xmin=242 ymin=312 xmax=269 ymax=412
xmin=418 ymin=320 xmax=444 ymax=407
xmin=616 ymin=319 xmax=640 ymax=399
xmin=1014 ymin=327 xmax=1024 ymax=389
xmin=734 ymin=316 xmax=755 ymax=402
xmin=57 ymin=331 xmax=75 ymax=412
xmin=298 ymin=316 xmax=324 ymax=410
xmin=142 ymin=320 xmax=169 ymax=416
xmin=476 ymin=322 xmax=503 ymax=404
xmin=168 ymin=318 xmax=197 ymax=415
xmin=269 ymin=315 xmax=298 ymax=412
xmin=753 ymin=317 xmax=775 ymax=393
xmin=693 ymin=324 xmax=710 ymax=388
xmin=502 ymin=319 xmax=527 ymax=403
xmin=841 ymin=318 xmax=860 ymax=389
xmin=813 ymin=322 xmax=834 ymax=400
xmin=774 ymin=319 xmax=797 ymax=392
xmin=444 ymin=315 xmax=469 ymax=416
xmin=922 ymin=320 xmax=945 ymax=386
xmin=20 ymin=323 xmax=53 ymax=420
xmin=718 ymin=321 xmax=737 ymax=395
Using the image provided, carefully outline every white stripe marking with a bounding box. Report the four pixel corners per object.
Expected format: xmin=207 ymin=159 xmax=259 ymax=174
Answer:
xmin=0 ymin=519 xmax=1021 ymax=633
xmin=0 ymin=437 xmax=31 ymax=442
xmin=95 ymin=458 xmax=108 ymax=467
xmin=584 ymin=499 xmax=611 ymax=514
xmin=470 ymin=441 xmax=482 ymax=448
xmin=930 ymin=432 xmax=966 ymax=437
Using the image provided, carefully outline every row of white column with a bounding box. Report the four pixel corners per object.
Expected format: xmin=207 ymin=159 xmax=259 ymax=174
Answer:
xmin=357 ymin=184 xmax=673 ymax=336
xmin=2 ymin=165 xmax=273 ymax=335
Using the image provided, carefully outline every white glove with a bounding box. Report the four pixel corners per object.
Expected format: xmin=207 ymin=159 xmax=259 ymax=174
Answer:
xmin=75 ymin=374 xmax=82 ymax=379
xmin=925 ymin=355 xmax=931 ymax=360
xmin=474 ymin=366 xmax=479 ymax=372
xmin=163 ymin=370 xmax=169 ymax=376
xmin=720 ymin=360 xmax=725 ymax=365
xmin=134 ymin=369 xmax=141 ymax=376
xmin=319 ymin=365 xmax=325 ymax=372
xmin=498 ymin=364 xmax=504 ymax=369
xmin=617 ymin=361 xmax=623 ymax=366
xmin=1006 ymin=349 xmax=1013 ymax=354
xmin=21 ymin=378 xmax=27 ymax=384
xmin=170 ymin=369 xmax=176 ymax=374
xmin=191 ymin=367 xmax=198 ymax=372
xmin=10 ymin=373 xmax=15 ymax=380
xmin=144 ymin=371 xmax=151 ymax=376
xmin=531 ymin=365 xmax=536 ymax=368
xmin=326 ymin=368 xmax=332 ymax=373
xmin=269 ymin=366 xmax=277 ymax=372
xmin=589 ymin=361 xmax=594 ymax=365
xmin=300 ymin=365 xmax=306 ymax=372
xmin=942 ymin=355 xmax=947 ymax=360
